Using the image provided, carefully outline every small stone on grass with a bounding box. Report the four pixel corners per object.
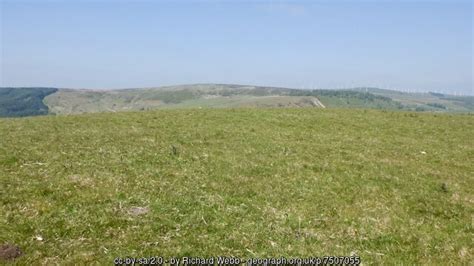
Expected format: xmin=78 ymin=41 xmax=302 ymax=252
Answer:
xmin=127 ymin=206 xmax=150 ymax=216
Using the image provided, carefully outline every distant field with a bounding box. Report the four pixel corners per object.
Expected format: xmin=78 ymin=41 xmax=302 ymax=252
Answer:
xmin=0 ymin=108 xmax=472 ymax=264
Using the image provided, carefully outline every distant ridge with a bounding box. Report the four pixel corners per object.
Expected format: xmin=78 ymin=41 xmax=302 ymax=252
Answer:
xmin=1 ymin=84 xmax=472 ymax=117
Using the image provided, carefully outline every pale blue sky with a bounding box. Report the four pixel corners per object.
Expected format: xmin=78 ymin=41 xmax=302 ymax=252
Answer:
xmin=1 ymin=0 xmax=472 ymax=94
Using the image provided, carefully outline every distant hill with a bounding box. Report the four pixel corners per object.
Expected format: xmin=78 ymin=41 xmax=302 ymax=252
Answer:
xmin=350 ymin=87 xmax=474 ymax=112
xmin=43 ymin=84 xmax=325 ymax=115
xmin=0 ymin=84 xmax=472 ymax=117
xmin=0 ymin=87 xmax=58 ymax=117
xmin=42 ymin=84 xmax=406 ymax=115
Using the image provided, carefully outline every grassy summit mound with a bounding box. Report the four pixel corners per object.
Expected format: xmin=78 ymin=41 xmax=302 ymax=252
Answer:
xmin=0 ymin=108 xmax=472 ymax=264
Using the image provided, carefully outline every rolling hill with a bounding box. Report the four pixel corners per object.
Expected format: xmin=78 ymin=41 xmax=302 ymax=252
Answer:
xmin=1 ymin=84 xmax=473 ymax=117
xmin=42 ymin=85 xmax=326 ymax=115
xmin=351 ymin=88 xmax=474 ymax=112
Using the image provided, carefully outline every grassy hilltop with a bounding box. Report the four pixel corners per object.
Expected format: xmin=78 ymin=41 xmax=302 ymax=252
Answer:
xmin=0 ymin=108 xmax=472 ymax=264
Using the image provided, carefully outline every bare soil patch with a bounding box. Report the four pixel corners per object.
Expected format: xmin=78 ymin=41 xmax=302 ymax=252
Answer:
xmin=0 ymin=244 xmax=22 ymax=260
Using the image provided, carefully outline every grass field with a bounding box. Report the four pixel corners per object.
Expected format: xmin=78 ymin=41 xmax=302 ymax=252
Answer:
xmin=0 ymin=108 xmax=473 ymax=264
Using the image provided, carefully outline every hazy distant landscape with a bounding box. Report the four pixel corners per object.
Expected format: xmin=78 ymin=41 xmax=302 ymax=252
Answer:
xmin=1 ymin=85 xmax=473 ymax=117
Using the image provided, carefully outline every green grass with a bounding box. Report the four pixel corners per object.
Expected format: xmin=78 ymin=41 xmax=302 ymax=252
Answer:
xmin=0 ymin=108 xmax=473 ymax=264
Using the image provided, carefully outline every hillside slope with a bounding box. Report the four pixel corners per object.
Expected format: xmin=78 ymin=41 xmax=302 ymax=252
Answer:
xmin=43 ymin=84 xmax=409 ymax=115
xmin=43 ymin=84 xmax=327 ymax=115
xmin=0 ymin=87 xmax=58 ymax=117
xmin=1 ymin=84 xmax=472 ymax=117
xmin=351 ymin=88 xmax=474 ymax=112
xmin=0 ymin=109 xmax=472 ymax=264
xmin=43 ymin=84 xmax=474 ymax=115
